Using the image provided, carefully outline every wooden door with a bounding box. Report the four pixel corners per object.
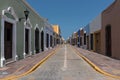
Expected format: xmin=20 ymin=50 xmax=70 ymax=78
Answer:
xmin=105 ymin=26 xmax=112 ymax=57
xmin=4 ymin=22 xmax=13 ymax=60
xmin=41 ymin=31 xmax=44 ymax=51
xmin=46 ymin=33 xmax=49 ymax=48
xmin=95 ymin=32 xmax=101 ymax=53
xmin=25 ymin=29 xmax=29 ymax=54
xmin=90 ymin=34 xmax=93 ymax=50
xmin=50 ymin=35 xmax=52 ymax=47
xmin=35 ymin=28 xmax=39 ymax=53
xmin=87 ymin=36 xmax=89 ymax=49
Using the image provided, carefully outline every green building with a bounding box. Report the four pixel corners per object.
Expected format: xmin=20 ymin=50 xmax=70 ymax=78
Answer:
xmin=0 ymin=0 xmax=54 ymax=67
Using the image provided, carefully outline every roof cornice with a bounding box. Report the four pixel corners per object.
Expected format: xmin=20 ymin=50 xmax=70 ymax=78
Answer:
xmin=102 ymin=0 xmax=117 ymax=13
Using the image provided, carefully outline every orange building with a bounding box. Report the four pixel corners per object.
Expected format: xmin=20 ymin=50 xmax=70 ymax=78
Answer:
xmin=52 ymin=25 xmax=61 ymax=35
xmin=52 ymin=25 xmax=61 ymax=44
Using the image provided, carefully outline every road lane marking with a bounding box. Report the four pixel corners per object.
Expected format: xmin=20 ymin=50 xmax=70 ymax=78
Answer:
xmin=64 ymin=45 xmax=67 ymax=68
xmin=62 ymin=45 xmax=67 ymax=71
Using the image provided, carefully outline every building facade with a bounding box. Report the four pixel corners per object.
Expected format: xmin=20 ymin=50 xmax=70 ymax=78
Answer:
xmin=83 ymin=24 xmax=90 ymax=50
xmin=44 ymin=19 xmax=54 ymax=50
xmin=89 ymin=14 xmax=102 ymax=53
xmin=77 ymin=29 xmax=80 ymax=47
xmin=80 ymin=28 xmax=84 ymax=48
xmin=68 ymin=0 xmax=120 ymax=60
xmin=101 ymin=0 xmax=120 ymax=59
xmin=52 ymin=25 xmax=61 ymax=45
xmin=0 ymin=0 xmax=55 ymax=67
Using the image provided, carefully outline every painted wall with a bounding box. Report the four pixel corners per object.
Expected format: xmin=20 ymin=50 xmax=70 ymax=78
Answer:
xmin=83 ymin=24 xmax=90 ymax=49
xmin=77 ymin=29 xmax=80 ymax=47
xmin=0 ymin=0 xmax=53 ymax=67
xmin=0 ymin=15 xmax=1 ymax=59
xmin=101 ymin=0 xmax=120 ymax=59
xmin=52 ymin=25 xmax=60 ymax=35
xmin=84 ymin=24 xmax=90 ymax=35
xmin=77 ymin=29 xmax=80 ymax=37
xmin=44 ymin=20 xmax=53 ymax=50
xmin=89 ymin=14 xmax=101 ymax=33
xmin=89 ymin=14 xmax=101 ymax=51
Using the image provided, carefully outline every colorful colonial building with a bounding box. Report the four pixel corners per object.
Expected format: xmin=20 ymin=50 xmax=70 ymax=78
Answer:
xmin=101 ymin=0 xmax=120 ymax=59
xmin=83 ymin=24 xmax=90 ymax=50
xmin=0 ymin=0 xmax=55 ymax=67
xmin=89 ymin=14 xmax=102 ymax=53
xmin=52 ymin=25 xmax=61 ymax=45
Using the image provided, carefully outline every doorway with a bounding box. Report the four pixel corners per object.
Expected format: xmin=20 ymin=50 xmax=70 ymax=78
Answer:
xmin=50 ymin=35 xmax=53 ymax=47
xmin=80 ymin=37 xmax=82 ymax=46
xmin=90 ymin=34 xmax=93 ymax=50
xmin=87 ymin=35 xmax=89 ymax=49
xmin=46 ymin=33 xmax=49 ymax=48
xmin=105 ymin=25 xmax=112 ymax=57
xmin=95 ymin=32 xmax=101 ymax=53
xmin=35 ymin=28 xmax=39 ymax=53
xmin=25 ymin=29 xmax=29 ymax=55
xmin=41 ymin=31 xmax=44 ymax=51
xmin=4 ymin=21 xmax=13 ymax=60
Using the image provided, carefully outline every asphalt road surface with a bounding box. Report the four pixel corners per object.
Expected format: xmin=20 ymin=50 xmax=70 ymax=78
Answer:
xmin=18 ymin=45 xmax=118 ymax=80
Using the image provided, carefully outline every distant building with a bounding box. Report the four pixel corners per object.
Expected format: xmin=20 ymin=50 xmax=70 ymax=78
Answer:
xmin=52 ymin=25 xmax=61 ymax=35
xmin=83 ymin=24 xmax=90 ymax=50
xmin=52 ymin=25 xmax=61 ymax=45
xmin=80 ymin=28 xmax=84 ymax=48
xmin=77 ymin=29 xmax=81 ymax=47
xmin=89 ymin=14 xmax=102 ymax=53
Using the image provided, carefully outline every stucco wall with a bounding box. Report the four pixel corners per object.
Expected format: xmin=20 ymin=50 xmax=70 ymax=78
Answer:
xmin=84 ymin=24 xmax=90 ymax=35
xmin=0 ymin=0 xmax=46 ymax=60
xmin=101 ymin=0 xmax=120 ymax=59
xmin=89 ymin=14 xmax=101 ymax=33
xmin=0 ymin=15 xmax=1 ymax=58
xmin=77 ymin=29 xmax=80 ymax=37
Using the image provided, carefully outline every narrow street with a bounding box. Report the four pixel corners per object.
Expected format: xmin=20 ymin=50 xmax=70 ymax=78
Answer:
xmin=18 ymin=45 xmax=118 ymax=80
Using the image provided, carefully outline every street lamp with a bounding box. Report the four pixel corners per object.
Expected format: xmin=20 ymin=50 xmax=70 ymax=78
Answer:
xmin=19 ymin=9 xmax=30 ymax=21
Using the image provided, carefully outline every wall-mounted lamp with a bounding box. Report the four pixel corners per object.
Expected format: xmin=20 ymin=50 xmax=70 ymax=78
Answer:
xmin=19 ymin=9 xmax=30 ymax=21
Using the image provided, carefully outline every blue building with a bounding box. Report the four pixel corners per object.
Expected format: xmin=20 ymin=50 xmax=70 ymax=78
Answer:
xmin=77 ymin=29 xmax=80 ymax=47
xmin=83 ymin=24 xmax=90 ymax=49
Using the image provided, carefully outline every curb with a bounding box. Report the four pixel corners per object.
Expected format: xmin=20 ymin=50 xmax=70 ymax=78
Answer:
xmin=1 ymin=47 xmax=60 ymax=80
xmin=70 ymin=45 xmax=120 ymax=79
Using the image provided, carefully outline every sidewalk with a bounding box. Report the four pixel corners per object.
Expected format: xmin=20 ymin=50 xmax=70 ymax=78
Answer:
xmin=73 ymin=46 xmax=120 ymax=77
xmin=0 ymin=46 xmax=59 ymax=79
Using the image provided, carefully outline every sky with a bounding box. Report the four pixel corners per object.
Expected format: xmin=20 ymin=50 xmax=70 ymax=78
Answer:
xmin=26 ymin=0 xmax=114 ymax=40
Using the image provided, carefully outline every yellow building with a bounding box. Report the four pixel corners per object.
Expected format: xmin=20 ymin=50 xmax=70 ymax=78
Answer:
xmin=52 ymin=25 xmax=61 ymax=35
xmin=52 ymin=25 xmax=61 ymax=44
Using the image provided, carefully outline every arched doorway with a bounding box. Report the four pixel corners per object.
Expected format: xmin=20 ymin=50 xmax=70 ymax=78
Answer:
xmin=25 ymin=29 xmax=29 ymax=55
xmin=41 ymin=31 xmax=44 ymax=51
xmin=35 ymin=28 xmax=39 ymax=53
xmin=46 ymin=33 xmax=49 ymax=48
xmin=87 ymin=35 xmax=89 ymax=49
xmin=95 ymin=32 xmax=101 ymax=53
xmin=1 ymin=7 xmax=18 ymax=67
xmin=50 ymin=35 xmax=53 ymax=47
xmin=105 ymin=25 xmax=112 ymax=57
xmin=24 ymin=19 xmax=32 ymax=57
